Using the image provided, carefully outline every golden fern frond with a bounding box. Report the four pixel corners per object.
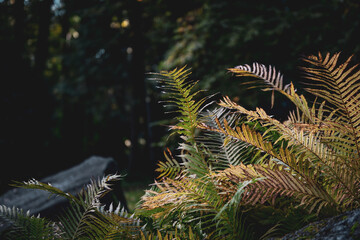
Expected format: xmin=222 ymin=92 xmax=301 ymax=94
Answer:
xmin=200 ymin=114 xmax=351 ymax=187
xmin=156 ymin=148 xmax=183 ymax=179
xmin=140 ymin=176 xmax=223 ymax=220
xmin=228 ymin=61 xmax=347 ymax=131
xmin=324 ymin=165 xmax=360 ymax=210
xmin=218 ymin=95 xmax=359 ymax=180
xmin=199 ymin=119 xmax=276 ymax=163
xmin=200 ymin=106 xmax=360 ymax=209
xmin=220 ymin=82 xmax=327 ymax=132
xmin=139 ymin=175 xmax=255 ymax=239
xmin=215 ymin=164 xmax=335 ymax=214
xmin=140 ymin=227 xmax=206 ymax=240
xmin=302 ymin=52 xmax=360 ymax=158
xmin=199 ymin=118 xmax=317 ymax=181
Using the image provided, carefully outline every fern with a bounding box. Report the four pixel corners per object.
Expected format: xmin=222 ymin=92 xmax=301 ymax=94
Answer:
xmin=229 ymin=62 xmax=292 ymax=107
xmin=198 ymin=107 xmax=259 ymax=169
xmin=150 ymin=67 xmax=212 ymax=179
xmin=139 ymin=174 xmax=254 ymax=239
xmin=215 ymin=164 xmax=334 ymax=214
xmin=201 ymin=52 xmax=360 ymax=215
xmin=155 ymin=148 xmax=183 ymax=179
xmin=149 ymin=67 xmax=207 ymax=144
xmin=6 ymin=174 xmax=147 ymax=240
xmin=302 ymin=53 xmax=360 ymax=160
xmin=7 ymin=52 xmax=359 ymax=239
xmin=0 ymin=205 xmax=59 ymax=240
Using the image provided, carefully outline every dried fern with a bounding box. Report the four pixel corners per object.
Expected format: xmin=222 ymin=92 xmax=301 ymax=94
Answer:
xmin=202 ymin=52 xmax=360 ymax=215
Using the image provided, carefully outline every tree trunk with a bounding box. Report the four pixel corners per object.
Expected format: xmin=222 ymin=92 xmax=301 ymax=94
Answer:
xmin=127 ymin=1 xmax=154 ymax=179
xmin=34 ymin=0 xmax=52 ymax=83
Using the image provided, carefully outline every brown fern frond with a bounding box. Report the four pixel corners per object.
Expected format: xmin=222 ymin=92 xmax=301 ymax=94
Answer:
xmin=199 ymin=106 xmax=360 ymax=212
xmin=302 ymin=52 xmax=360 ymax=160
xmin=140 ymin=176 xmax=223 ymax=221
xmin=215 ymin=164 xmax=335 ymax=214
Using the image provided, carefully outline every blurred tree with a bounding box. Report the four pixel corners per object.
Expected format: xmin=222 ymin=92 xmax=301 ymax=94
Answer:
xmin=159 ymin=0 xmax=360 ymax=118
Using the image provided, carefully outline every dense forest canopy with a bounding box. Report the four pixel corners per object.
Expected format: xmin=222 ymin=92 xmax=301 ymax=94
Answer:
xmin=1 ymin=0 xmax=360 ymax=193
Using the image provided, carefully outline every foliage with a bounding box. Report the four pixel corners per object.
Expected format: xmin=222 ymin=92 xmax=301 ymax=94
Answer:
xmin=0 ymin=175 xmax=204 ymax=240
xmin=0 ymin=205 xmax=57 ymax=240
xmin=212 ymin=52 xmax=360 ymax=213
xmin=2 ymin=52 xmax=360 ymax=239
xmin=139 ymin=52 xmax=360 ymax=238
xmin=1 ymin=174 xmax=143 ymax=240
xmin=139 ymin=67 xmax=262 ymax=239
xmin=159 ymin=1 xmax=360 ymax=100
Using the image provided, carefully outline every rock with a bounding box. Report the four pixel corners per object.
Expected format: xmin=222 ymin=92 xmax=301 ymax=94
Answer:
xmin=277 ymin=209 xmax=360 ymax=240
xmin=0 ymin=156 xmax=127 ymax=219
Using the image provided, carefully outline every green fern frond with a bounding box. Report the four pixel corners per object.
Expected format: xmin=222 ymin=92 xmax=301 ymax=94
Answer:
xmin=56 ymin=174 xmax=126 ymax=240
xmin=149 ymin=66 xmax=207 ymax=143
xmin=155 ymin=148 xmax=183 ymax=179
xmin=198 ymin=107 xmax=259 ymax=169
xmin=12 ymin=174 xmax=126 ymax=240
xmin=0 ymin=205 xmax=58 ymax=240
xmin=178 ymin=143 xmax=211 ymax=177
xmin=11 ymin=179 xmax=77 ymax=203
xmin=57 ymin=201 xmax=94 ymax=239
xmin=95 ymin=202 xmax=141 ymax=239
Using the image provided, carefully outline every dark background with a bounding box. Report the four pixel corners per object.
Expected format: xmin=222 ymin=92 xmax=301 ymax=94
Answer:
xmin=1 ymin=0 xmax=360 ymax=194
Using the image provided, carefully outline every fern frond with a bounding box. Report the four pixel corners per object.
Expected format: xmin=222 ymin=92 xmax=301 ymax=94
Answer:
xmin=80 ymin=174 xmax=123 ymax=207
xmin=200 ymin=108 xmax=360 ymax=211
xmin=156 ymin=148 xmax=183 ymax=179
xmin=199 ymin=119 xmax=277 ymax=165
xmin=197 ymin=107 xmax=258 ymax=169
xmin=139 ymin=227 xmax=207 ymax=240
xmin=79 ymin=202 xmax=141 ymax=240
xmin=302 ymin=52 xmax=360 ymax=160
xmin=11 ymin=179 xmax=77 ymax=203
xmin=215 ymin=164 xmax=334 ymax=214
xmin=177 ymin=142 xmax=210 ymax=177
xmin=149 ymin=67 xmax=207 ymax=143
xmin=56 ymin=174 xmax=124 ymax=240
xmin=140 ymin=176 xmax=220 ymax=233
xmin=12 ymin=174 xmax=125 ymax=240
xmin=0 ymin=205 xmax=58 ymax=240
xmin=229 ymin=63 xmax=291 ymax=94
xmin=229 ymin=62 xmax=291 ymax=107
xmin=140 ymin=173 xmax=255 ymax=239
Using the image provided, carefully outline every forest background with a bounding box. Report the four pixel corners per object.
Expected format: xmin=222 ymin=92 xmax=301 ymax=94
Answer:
xmin=1 ymin=0 xmax=360 ymax=195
